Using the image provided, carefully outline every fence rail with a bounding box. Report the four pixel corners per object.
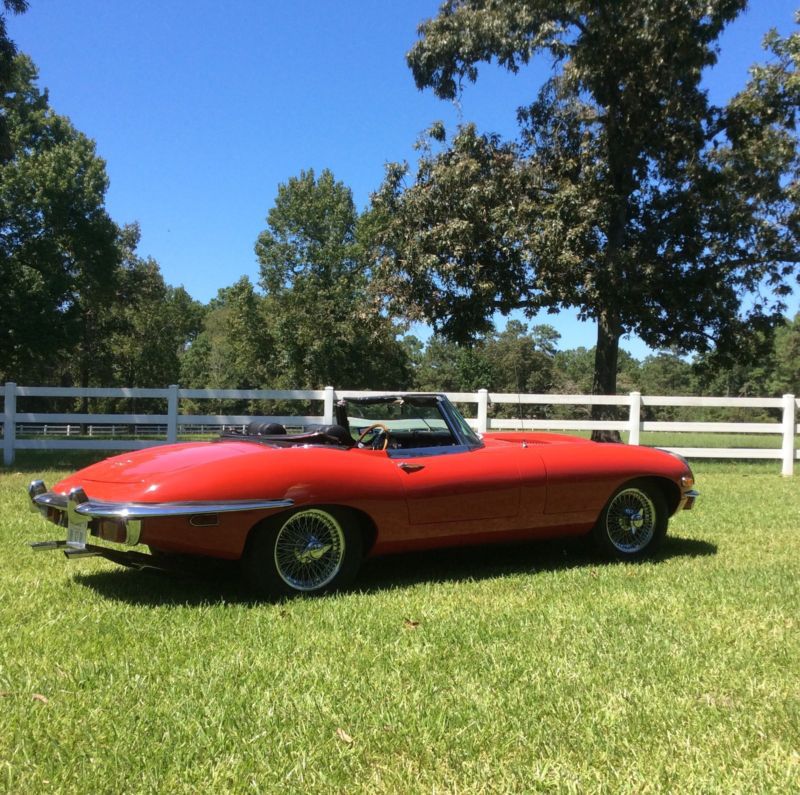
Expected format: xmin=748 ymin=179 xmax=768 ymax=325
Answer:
xmin=2 ymin=382 xmax=797 ymax=475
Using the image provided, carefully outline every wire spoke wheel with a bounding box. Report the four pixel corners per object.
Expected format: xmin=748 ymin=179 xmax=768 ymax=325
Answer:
xmin=273 ymin=509 xmax=346 ymax=591
xmin=604 ymin=488 xmax=657 ymax=554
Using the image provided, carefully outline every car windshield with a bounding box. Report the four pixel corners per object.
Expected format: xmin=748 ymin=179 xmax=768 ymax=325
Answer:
xmin=343 ymin=395 xmax=482 ymax=452
xmin=346 ymin=398 xmax=448 ymax=434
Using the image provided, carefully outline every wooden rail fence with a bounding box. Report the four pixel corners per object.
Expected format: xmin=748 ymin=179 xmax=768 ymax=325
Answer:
xmin=2 ymin=383 xmax=797 ymax=475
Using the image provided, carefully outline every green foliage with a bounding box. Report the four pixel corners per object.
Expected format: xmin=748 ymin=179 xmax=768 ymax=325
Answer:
xmin=373 ymin=125 xmax=533 ymax=341
xmin=403 ymin=316 xmax=795 ymax=423
xmin=772 ymin=312 xmax=800 ymax=395
xmin=0 ymin=55 xmax=121 ymax=383
xmin=376 ymin=1 xmax=800 ymax=399
xmin=255 ymin=169 xmax=410 ymax=390
xmin=179 ymin=276 xmax=276 ymax=415
xmin=181 ymin=276 xmax=271 ymax=391
xmin=106 ymin=224 xmax=204 ymax=390
xmin=637 ymin=353 xmax=696 ymax=398
xmin=414 ymin=320 xmax=560 ymax=396
xmin=178 ymin=170 xmax=413 ymax=405
xmin=692 ymin=312 xmax=800 ymax=408
xmin=0 ymin=1 xmax=28 ymax=162
xmin=0 ymin=51 xmax=204 ymax=397
xmin=551 ymin=346 xmax=640 ymax=396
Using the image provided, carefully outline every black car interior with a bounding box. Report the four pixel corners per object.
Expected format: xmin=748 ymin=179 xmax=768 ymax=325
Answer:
xmin=221 ymin=396 xmax=460 ymax=450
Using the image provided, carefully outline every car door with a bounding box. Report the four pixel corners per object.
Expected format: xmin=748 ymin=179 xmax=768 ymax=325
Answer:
xmin=390 ymin=443 xmax=523 ymax=527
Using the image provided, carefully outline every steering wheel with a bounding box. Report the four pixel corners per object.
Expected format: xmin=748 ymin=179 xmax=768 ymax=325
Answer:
xmin=357 ymin=423 xmax=391 ymax=450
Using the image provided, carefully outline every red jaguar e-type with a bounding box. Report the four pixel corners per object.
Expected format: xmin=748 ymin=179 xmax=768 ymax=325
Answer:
xmin=28 ymin=393 xmax=697 ymax=595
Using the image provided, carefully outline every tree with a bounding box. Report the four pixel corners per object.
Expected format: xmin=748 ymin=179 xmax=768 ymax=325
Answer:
xmin=691 ymin=311 xmax=800 ymax=400
xmin=0 ymin=1 xmax=28 ymax=162
xmin=0 ymin=46 xmax=203 ymax=399
xmin=550 ymin=345 xmax=640 ymax=420
xmin=408 ymin=321 xmax=560 ymax=422
xmin=412 ymin=334 xmax=491 ymax=392
xmin=108 ymin=224 xmax=205 ymax=389
xmin=0 ymin=54 xmax=121 ymax=383
xmin=637 ymin=353 xmax=695 ymax=397
xmin=255 ymin=169 xmax=410 ymax=390
xmin=375 ymin=2 xmax=800 ymax=430
xmin=486 ymin=320 xmax=559 ymax=394
xmin=771 ymin=313 xmax=800 ymax=395
xmin=180 ymin=276 xmax=273 ymax=396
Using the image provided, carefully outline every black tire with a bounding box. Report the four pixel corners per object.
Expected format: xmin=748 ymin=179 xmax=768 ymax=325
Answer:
xmin=591 ymin=479 xmax=668 ymax=560
xmin=242 ymin=507 xmax=363 ymax=597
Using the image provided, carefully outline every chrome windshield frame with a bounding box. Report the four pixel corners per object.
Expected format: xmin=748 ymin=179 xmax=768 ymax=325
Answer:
xmin=342 ymin=393 xmax=483 ymax=451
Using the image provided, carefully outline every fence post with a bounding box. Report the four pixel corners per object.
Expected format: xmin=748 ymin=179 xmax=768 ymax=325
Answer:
xmin=628 ymin=391 xmax=642 ymax=446
xmin=323 ymin=386 xmax=335 ymax=425
xmin=781 ymin=394 xmax=796 ymax=477
xmin=3 ymin=382 xmax=16 ymax=466
xmin=167 ymin=385 xmax=179 ymax=443
xmin=477 ymin=389 xmax=489 ymax=433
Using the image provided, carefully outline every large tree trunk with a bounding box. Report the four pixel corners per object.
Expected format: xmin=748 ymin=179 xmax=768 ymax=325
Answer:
xmin=590 ymin=309 xmax=623 ymax=442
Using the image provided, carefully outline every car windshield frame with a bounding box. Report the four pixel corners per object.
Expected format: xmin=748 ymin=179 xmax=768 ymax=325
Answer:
xmin=342 ymin=394 xmax=483 ymax=455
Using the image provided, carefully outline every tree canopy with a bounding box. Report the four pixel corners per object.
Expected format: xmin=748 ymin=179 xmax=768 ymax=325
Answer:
xmin=255 ymin=168 xmax=410 ymax=390
xmin=0 ymin=1 xmax=28 ymax=162
xmin=375 ymin=1 xmax=800 ymax=410
xmin=0 ymin=49 xmax=202 ymax=392
xmin=0 ymin=54 xmax=121 ymax=383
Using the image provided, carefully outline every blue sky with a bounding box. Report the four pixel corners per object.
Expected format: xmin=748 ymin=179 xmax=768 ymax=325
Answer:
xmin=8 ymin=0 xmax=799 ymax=358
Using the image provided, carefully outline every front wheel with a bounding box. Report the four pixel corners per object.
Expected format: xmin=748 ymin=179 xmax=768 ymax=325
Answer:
xmin=242 ymin=507 xmax=362 ymax=597
xmin=591 ymin=480 xmax=668 ymax=560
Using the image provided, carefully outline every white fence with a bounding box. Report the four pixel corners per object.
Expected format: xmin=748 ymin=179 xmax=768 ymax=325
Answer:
xmin=2 ymin=382 xmax=798 ymax=475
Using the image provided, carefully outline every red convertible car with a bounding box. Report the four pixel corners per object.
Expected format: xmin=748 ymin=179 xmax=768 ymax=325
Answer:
xmin=28 ymin=393 xmax=697 ymax=596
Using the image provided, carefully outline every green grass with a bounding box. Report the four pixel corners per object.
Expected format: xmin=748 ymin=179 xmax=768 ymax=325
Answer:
xmin=1 ymin=454 xmax=798 ymax=793
xmin=636 ymin=431 xmax=797 ymax=450
xmin=551 ymin=430 xmax=797 ymax=450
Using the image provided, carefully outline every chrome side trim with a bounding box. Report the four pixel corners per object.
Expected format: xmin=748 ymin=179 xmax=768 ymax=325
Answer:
xmin=388 ymin=444 xmax=472 ymax=459
xmin=32 ymin=492 xmax=293 ymax=520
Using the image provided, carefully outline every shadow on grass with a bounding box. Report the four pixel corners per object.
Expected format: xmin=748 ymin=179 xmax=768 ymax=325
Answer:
xmin=357 ymin=534 xmax=716 ymax=592
xmin=72 ymin=560 xmax=250 ymax=607
xmin=72 ymin=534 xmax=717 ymax=607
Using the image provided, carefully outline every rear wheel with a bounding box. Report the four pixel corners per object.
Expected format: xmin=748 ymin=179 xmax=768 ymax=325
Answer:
xmin=243 ymin=507 xmax=362 ymax=597
xmin=592 ymin=480 xmax=668 ymax=560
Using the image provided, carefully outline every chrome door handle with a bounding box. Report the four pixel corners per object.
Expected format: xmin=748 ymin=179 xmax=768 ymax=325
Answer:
xmin=398 ymin=462 xmax=425 ymax=472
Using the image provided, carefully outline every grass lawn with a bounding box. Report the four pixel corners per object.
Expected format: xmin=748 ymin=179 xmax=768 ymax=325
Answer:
xmin=1 ymin=453 xmax=798 ymax=793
